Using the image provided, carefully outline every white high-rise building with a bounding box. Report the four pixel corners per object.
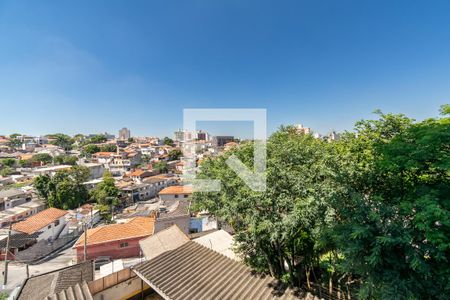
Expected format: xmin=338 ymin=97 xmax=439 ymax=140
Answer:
xmin=119 ymin=127 xmax=131 ymax=140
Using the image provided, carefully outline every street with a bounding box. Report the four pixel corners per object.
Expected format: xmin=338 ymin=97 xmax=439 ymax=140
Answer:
xmin=2 ymin=246 xmax=76 ymax=293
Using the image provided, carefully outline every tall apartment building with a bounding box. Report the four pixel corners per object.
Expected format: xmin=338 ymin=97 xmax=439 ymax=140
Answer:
xmin=119 ymin=127 xmax=131 ymax=140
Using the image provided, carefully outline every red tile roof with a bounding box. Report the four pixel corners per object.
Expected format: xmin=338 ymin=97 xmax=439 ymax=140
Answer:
xmin=158 ymin=185 xmax=193 ymax=195
xmin=12 ymin=208 xmax=68 ymax=234
xmin=74 ymin=217 xmax=155 ymax=247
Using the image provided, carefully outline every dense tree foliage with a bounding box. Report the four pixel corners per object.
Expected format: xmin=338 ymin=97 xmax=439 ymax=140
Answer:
xmin=33 ymin=166 xmax=90 ymax=209
xmin=192 ymin=106 xmax=450 ymax=299
xmin=163 ymin=137 xmax=173 ymax=145
xmin=168 ymin=149 xmax=182 ymax=161
xmin=0 ymin=158 xmax=16 ymax=167
xmin=54 ymin=154 xmax=78 ymax=165
xmin=30 ymin=153 xmax=53 ymax=165
xmin=90 ymin=171 xmax=119 ymax=206
xmin=153 ymin=161 xmax=168 ymax=173
xmin=49 ymin=133 xmax=73 ymax=151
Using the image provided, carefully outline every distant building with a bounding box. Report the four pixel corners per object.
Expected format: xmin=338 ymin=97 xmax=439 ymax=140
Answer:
xmin=174 ymin=129 xmax=192 ymax=142
xmin=328 ymin=131 xmax=340 ymax=141
xmin=196 ymin=130 xmax=208 ymax=141
xmin=118 ymin=127 xmax=131 ymax=140
xmin=294 ymin=124 xmax=311 ymax=134
xmin=213 ymin=136 xmax=234 ymax=147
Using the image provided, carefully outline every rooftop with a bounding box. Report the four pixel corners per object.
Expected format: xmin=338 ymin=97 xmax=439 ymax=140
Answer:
xmin=12 ymin=207 xmax=68 ymax=234
xmin=133 ymin=241 xmax=299 ymax=300
xmin=158 ymin=185 xmax=193 ymax=195
xmin=17 ymin=261 xmax=93 ymax=300
xmin=74 ymin=216 xmax=155 ymax=247
xmin=139 ymin=224 xmax=189 ymax=260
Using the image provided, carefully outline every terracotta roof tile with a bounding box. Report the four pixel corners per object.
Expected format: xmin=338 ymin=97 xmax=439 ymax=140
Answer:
xmin=158 ymin=185 xmax=193 ymax=195
xmin=74 ymin=217 xmax=155 ymax=247
xmin=12 ymin=208 xmax=68 ymax=234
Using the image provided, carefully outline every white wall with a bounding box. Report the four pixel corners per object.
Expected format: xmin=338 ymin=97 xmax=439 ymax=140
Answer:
xmin=36 ymin=215 xmax=68 ymax=241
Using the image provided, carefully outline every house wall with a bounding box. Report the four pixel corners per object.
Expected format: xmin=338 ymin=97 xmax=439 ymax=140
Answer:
xmin=159 ymin=194 xmax=190 ymax=203
xmin=75 ymin=236 xmax=149 ymax=262
xmin=92 ymin=275 xmax=151 ymax=300
xmin=35 ymin=215 xmax=68 ymax=241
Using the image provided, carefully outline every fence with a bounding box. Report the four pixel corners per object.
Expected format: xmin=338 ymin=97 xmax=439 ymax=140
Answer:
xmin=88 ymin=268 xmax=136 ymax=295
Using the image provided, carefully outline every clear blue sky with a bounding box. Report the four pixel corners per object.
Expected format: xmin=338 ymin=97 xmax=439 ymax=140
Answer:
xmin=0 ymin=0 xmax=449 ymax=138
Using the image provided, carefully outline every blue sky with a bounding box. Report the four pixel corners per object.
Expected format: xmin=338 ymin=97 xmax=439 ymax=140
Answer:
xmin=0 ymin=0 xmax=449 ymax=138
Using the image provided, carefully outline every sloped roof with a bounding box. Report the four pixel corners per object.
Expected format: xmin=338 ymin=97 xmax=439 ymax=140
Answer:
xmin=45 ymin=282 xmax=93 ymax=300
xmin=17 ymin=261 xmax=93 ymax=300
xmin=158 ymin=185 xmax=192 ymax=195
xmin=12 ymin=208 xmax=68 ymax=234
xmin=193 ymin=229 xmax=237 ymax=261
xmin=133 ymin=241 xmax=299 ymax=300
xmin=74 ymin=217 xmax=155 ymax=247
xmin=139 ymin=224 xmax=189 ymax=260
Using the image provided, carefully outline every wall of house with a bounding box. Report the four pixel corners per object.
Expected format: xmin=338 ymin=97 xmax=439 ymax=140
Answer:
xmin=75 ymin=236 xmax=149 ymax=262
xmin=36 ymin=216 xmax=68 ymax=241
xmin=159 ymin=194 xmax=190 ymax=203
xmin=92 ymin=276 xmax=151 ymax=300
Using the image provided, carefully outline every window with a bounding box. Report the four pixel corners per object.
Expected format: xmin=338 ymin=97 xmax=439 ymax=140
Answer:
xmin=175 ymin=195 xmax=178 ymax=198
xmin=54 ymin=220 xmax=60 ymax=226
xmin=184 ymin=195 xmax=188 ymax=198
xmin=120 ymin=242 xmax=129 ymax=248
xmin=48 ymin=225 xmax=52 ymax=229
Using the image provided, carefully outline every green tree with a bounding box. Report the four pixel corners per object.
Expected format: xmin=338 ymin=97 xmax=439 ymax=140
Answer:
xmin=30 ymin=153 xmax=53 ymax=165
xmin=83 ymin=144 xmax=101 ymax=155
xmin=90 ymin=172 xmax=119 ymax=207
xmin=1 ymin=158 xmax=16 ymax=167
xmin=8 ymin=133 xmax=21 ymax=148
xmin=100 ymin=144 xmax=117 ymax=152
xmin=54 ymin=154 xmax=78 ymax=165
xmin=128 ymin=137 xmax=134 ymax=143
xmin=168 ymin=149 xmax=182 ymax=161
xmin=0 ymin=166 xmax=13 ymax=177
xmin=153 ymin=161 xmax=168 ymax=173
xmin=193 ymin=127 xmax=339 ymax=287
xmin=49 ymin=133 xmax=73 ymax=151
xmin=329 ymin=108 xmax=450 ymax=299
xmin=33 ymin=166 xmax=90 ymax=209
xmin=163 ymin=137 xmax=173 ymax=145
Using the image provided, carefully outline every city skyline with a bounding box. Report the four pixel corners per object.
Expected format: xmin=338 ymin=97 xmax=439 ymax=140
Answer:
xmin=1 ymin=1 xmax=449 ymax=137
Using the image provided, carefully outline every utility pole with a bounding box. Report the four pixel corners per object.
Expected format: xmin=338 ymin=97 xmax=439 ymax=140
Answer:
xmin=83 ymin=222 xmax=87 ymax=262
xmin=2 ymin=222 xmax=12 ymax=289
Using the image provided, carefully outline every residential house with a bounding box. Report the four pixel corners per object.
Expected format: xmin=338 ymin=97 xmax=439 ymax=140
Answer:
xmin=73 ymin=216 xmax=155 ymax=262
xmin=12 ymin=207 xmax=69 ymax=241
xmin=158 ymin=185 xmax=192 ymax=203
xmin=0 ymin=230 xmax=40 ymax=260
xmin=154 ymin=200 xmax=190 ymax=235
xmin=0 ymin=188 xmax=32 ymax=211
xmin=0 ymin=200 xmax=45 ymax=228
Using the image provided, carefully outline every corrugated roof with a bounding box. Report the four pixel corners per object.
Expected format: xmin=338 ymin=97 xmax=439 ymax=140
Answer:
xmin=133 ymin=241 xmax=299 ymax=300
xmin=12 ymin=207 xmax=68 ymax=234
xmin=158 ymin=185 xmax=192 ymax=195
xmin=74 ymin=217 xmax=155 ymax=247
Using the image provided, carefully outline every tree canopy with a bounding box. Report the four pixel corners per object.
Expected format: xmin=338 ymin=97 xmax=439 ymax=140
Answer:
xmin=192 ymin=105 xmax=450 ymax=299
xmin=34 ymin=166 xmax=90 ymax=209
